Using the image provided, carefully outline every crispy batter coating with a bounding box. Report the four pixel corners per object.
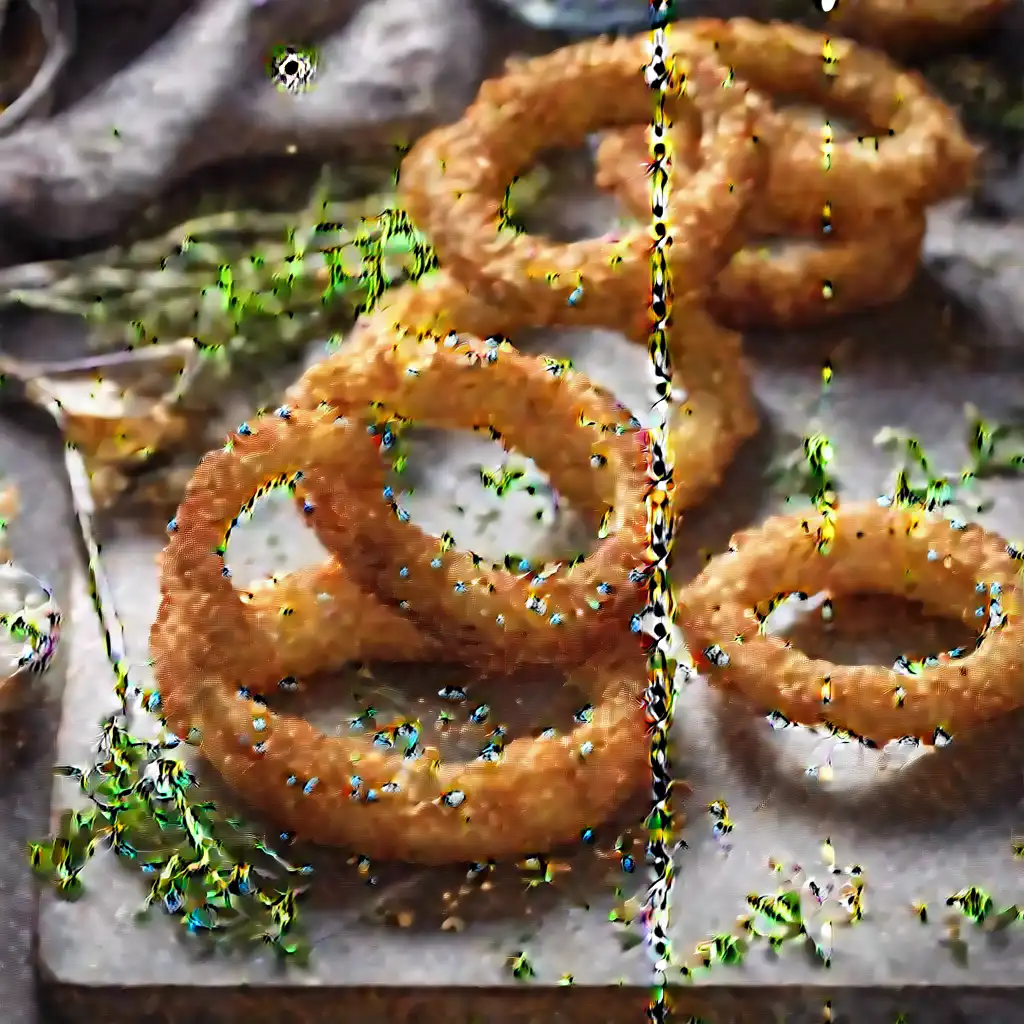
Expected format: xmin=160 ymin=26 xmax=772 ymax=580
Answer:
xmin=828 ymin=0 xmax=1009 ymax=55
xmin=149 ymin=33 xmax=777 ymax=855
xmin=699 ymin=223 xmax=924 ymax=329
xmin=148 ymin=21 xmax=1005 ymax=862
xmin=234 ymin=564 xmax=440 ymax=682
xmin=592 ymin=18 xmax=975 ymax=327
xmin=677 ymin=503 xmax=1024 ymax=745
xmin=290 ymin=306 xmax=756 ymax=670
xmin=211 ymin=274 xmax=755 ymax=689
xmin=292 ymin=275 xmax=758 ymax=508
xmin=598 ymin=20 xmax=975 ymax=236
xmin=151 ymin=405 xmax=650 ymax=862
xmin=152 ymin=280 xmax=744 ymax=857
xmin=292 ymin=329 xmax=650 ymax=670
xmin=399 ymin=47 xmax=765 ymax=319
xmin=596 ymin=122 xmax=926 ymax=328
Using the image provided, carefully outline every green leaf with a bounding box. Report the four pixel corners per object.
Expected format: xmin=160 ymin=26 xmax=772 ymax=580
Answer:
xmin=719 ymin=935 xmax=747 ymax=965
xmin=54 ymin=873 xmax=87 ymax=902
xmin=276 ymin=935 xmax=312 ymax=966
xmin=947 ymin=886 xmax=994 ymax=925
xmin=27 ymin=841 xmax=55 ymax=876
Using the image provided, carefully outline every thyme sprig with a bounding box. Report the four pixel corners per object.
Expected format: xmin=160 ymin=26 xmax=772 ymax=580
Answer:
xmin=672 ymin=846 xmax=866 ymax=978
xmin=0 ymin=168 xmax=436 ymax=385
xmin=931 ymin=885 xmax=1023 ymax=965
xmin=875 ymin=403 xmax=1024 ymax=515
xmin=32 ymin=727 xmax=313 ymax=961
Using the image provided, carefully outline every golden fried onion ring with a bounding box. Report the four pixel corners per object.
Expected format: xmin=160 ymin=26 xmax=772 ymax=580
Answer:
xmin=214 ymin=273 xmax=756 ymax=691
xmin=677 ymin=503 xmax=1024 ymax=746
xmin=399 ymin=46 xmax=765 ymax=318
xmin=595 ymin=123 xmax=926 ymax=328
xmin=293 ymin=331 xmax=650 ymax=670
xmin=598 ymin=19 xmax=975 ymax=237
xmin=828 ymin=0 xmax=1009 ymax=55
xmin=151 ymin=406 xmax=650 ymax=862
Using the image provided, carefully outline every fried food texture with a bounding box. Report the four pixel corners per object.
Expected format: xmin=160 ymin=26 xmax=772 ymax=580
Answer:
xmin=399 ymin=44 xmax=766 ymax=319
xmin=596 ymin=120 xmax=927 ymax=328
xmin=151 ymin=406 xmax=651 ymax=863
xmin=679 ymin=19 xmax=976 ymax=222
xmin=151 ymin=250 xmax=760 ymax=857
xmin=677 ymin=503 xmax=1024 ymax=746
xmin=292 ymin=323 xmax=651 ymax=670
xmin=289 ymin=277 xmax=756 ymax=671
xmin=215 ymin=273 xmax=755 ymax=686
xmin=593 ymin=19 xmax=976 ymax=327
xmin=147 ymin=17 xmax=1005 ymax=867
xmin=828 ymin=0 xmax=1010 ymax=55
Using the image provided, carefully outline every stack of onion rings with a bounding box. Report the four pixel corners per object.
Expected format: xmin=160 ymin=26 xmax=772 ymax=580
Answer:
xmin=178 ymin=273 xmax=757 ymax=693
xmin=291 ymin=320 xmax=653 ymax=670
xmin=151 ymin=277 xmax=757 ymax=859
xmin=597 ymin=121 xmax=926 ymax=328
xmin=593 ymin=19 xmax=976 ymax=328
xmin=151 ymin=51 xmax=765 ymax=861
xmin=150 ymin=25 xmax=996 ymax=865
xmin=152 ymin=404 xmax=655 ymax=863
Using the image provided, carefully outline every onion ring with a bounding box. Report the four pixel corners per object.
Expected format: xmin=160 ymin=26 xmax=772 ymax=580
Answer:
xmin=828 ymin=0 xmax=1009 ymax=55
xmin=595 ymin=19 xmax=975 ymax=237
xmin=151 ymin=406 xmax=651 ymax=863
xmin=164 ymin=272 xmax=756 ymax=692
xmin=692 ymin=223 xmax=925 ymax=329
xmin=290 ymin=328 xmax=649 ymax=670
xmin=398 ymin=45 xmax=765 ymax=318
xmin=677 ymin=502 xmax=1024 ymax=746
xmin=595 ymin=123 xmax=926 ymax=328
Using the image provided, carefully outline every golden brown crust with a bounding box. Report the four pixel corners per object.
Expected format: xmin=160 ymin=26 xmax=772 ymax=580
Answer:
xmin=148 ymin=33 xmax=781 ymax=857
xmin=596 ymin=123 xmax=926 ymax=328
xmin=150 ymin=274 xmax=751 ymax=856
xmin=290 ymin=275 xmax=759 ymax=494
xmin=828 ymin=0 xmax=1009 ymax=55
xmin=151 ymin=405 xmax=652 ymax=862
xmin=679 ymin=19 xmax=976 ymax=220
xmin=165 ymin=275 xmax=756 ymax=699
xmin=677 ymin=503 xmax=1024 ymax=745
xmin=704 ymin=219 xmax=924 ymax=328
xmin=592 ymin=18 xmax=966 ymax=329
xmin=399 ymin=47 xmax=766 ymax=318
xmin=147 ymin=20 xmax=1006 ymax=863
xmin=289 ymin=278 xmax=757 ymax=670
xmin=292 ymin=324 xmax=651 ymax=669
xmin=597 ymin=20 xmax=975 ymax=234
xmin=231 ymin=275 xmax=755 ymax=683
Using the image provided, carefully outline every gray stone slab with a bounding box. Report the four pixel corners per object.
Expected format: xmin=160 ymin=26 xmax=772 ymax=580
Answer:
xmin=29 ymin=158 xmax=1024 ymax=1022
xmin=34 ymin=267 xmax=1024 ymax=1024
xmin=0 ymin=401 xmax=76 ymax=1024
